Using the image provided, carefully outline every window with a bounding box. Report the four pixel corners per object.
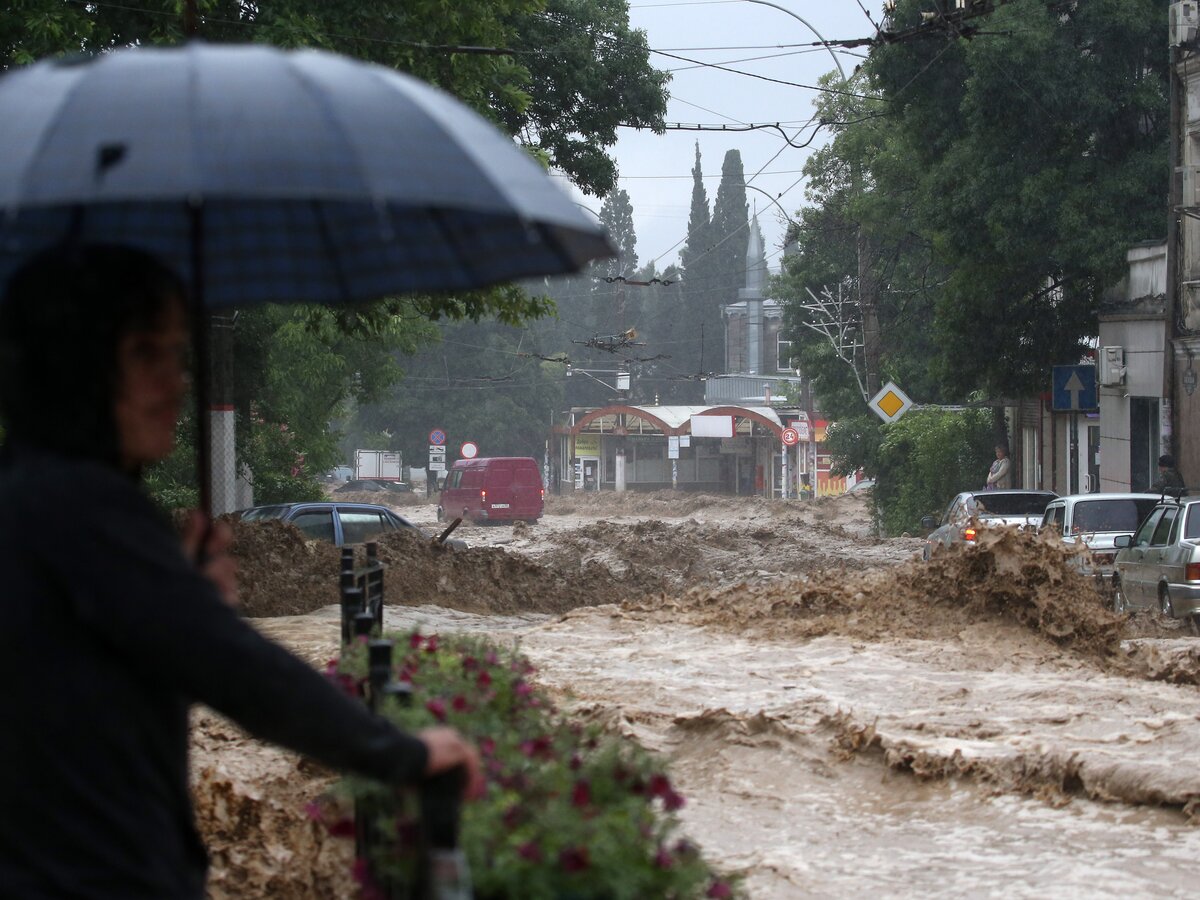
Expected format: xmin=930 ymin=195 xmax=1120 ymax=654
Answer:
xmin=1133 ymin=508 xmax=1163 ymax=547
xmin=1185 ymin=505 xmax=1200 ymax=541
xmin=289 ymin=510 xmax=335 ymax=542
xmin=1150 ymin=507 xmax=1178 ymax=547
xmin=340 ymin=510 xmax=392 ymax=544
xmin=445 ymin=470 xmax=462 ymax=490
xmin=776 ymin=338 xmax=795 ymax=373
xmin=1041 ymin=505 xmax=1065 ymax=534
xmin=1072 ymin=498 xmax=1160 ymax=534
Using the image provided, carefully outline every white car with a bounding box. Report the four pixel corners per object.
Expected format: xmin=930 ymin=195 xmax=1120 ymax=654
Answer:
xmin=1039 ymin=493 xmax=1161 ymax=587
xmin=921 ymin=490 xmax=1057 ymax=559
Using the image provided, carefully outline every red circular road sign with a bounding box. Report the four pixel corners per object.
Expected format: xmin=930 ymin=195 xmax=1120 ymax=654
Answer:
xmin=460 ymin=441 xmax=479 ymax=459
xmin=781 ymin=427 xmax=800 ymax=446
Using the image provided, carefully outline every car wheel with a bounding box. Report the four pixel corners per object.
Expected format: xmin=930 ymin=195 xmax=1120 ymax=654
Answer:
xmin=1159 ymin=586 xmax=1176 ymax=619
xmin=1112 ymin=579 xmax=1129 ymax=615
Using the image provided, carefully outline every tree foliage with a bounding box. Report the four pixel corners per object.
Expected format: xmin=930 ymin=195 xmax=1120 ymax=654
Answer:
xmin=775 ymin=0 xmax=1168 ymax=416
xmin=2 ymin=0 xmax=667 ymax=500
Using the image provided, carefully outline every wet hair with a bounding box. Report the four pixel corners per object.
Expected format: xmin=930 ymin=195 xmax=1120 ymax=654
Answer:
xmin=0 ymin=244 xmax=186 ymax=466
xmin=1159 ymin=453 xmax=1175 ymax=469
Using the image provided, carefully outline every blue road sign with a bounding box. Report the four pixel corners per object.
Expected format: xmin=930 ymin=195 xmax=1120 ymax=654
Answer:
xmin=1051 ymin=365 xmax=1098 ymax=412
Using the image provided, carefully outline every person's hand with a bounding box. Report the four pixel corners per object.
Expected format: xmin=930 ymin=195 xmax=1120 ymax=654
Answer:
xmin=181 ymin=511 xmax=239 ymax=608
xmin=418 ymin=727 xmax=485 ymax=800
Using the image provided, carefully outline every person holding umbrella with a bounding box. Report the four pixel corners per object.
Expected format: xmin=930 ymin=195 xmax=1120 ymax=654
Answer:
xmin=0 ymin=244 xmax=484 ymax=898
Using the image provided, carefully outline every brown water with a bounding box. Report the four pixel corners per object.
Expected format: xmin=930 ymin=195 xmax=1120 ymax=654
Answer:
xmin=376 ymin=604 xmax=1200 ymax=898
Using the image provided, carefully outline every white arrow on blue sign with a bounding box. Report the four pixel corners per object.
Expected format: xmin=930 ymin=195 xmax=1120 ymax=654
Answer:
xmin=1051 ymin=365 xmax=1098 ymax=411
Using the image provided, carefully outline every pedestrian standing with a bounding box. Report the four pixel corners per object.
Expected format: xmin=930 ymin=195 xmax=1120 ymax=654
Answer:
xmin=0 ymin=244 xmax=483 ymax=898
xmin=985 ymin=444 xmax=1012 ymax=490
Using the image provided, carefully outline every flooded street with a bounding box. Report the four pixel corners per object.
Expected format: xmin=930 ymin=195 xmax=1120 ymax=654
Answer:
xmin=206 ymin=490 xmax=1200 ymax=897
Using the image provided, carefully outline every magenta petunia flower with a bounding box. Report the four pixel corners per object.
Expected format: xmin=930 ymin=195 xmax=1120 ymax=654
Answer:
xmin=558 ymin=846 xmax=590 ymax=872
xmin=706 ymin=880 xmax=733 ymax=899
xmin=426 ymin=698 xmax=447 ymax=721
xmin=477 ymin=670 xmax=492 ymax=689
xmin=571 ymin=779 xmax=591 ymax=808
xmin=514 ymin=680 xmax=533 ymax=697
xmin=479 ymin=736 xmax=496 ymax=757
xmin=451 ymin=695 xmax=468 ymax=712
xmin=425 ymin=634 xmax=439 ymax=653
xmin=408 ymin=632 xmax=423 ymax=649
xmin=663 ymin=790 xmax=686 ymax=812
xmin=517 ymin=842 xmax=541 ymax=862
xmin=648 ymin=773 xmax=672 ymax=798
xmin=655 ymin=847 xmax=674 ymax=869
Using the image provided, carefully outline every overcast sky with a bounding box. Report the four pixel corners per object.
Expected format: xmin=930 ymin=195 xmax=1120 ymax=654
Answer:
xmin=565 ymin=1 xmax=884 ymax=277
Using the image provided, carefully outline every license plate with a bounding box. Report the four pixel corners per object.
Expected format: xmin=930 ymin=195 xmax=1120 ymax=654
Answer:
xmin=491 ymin=503 xmax=510 ymax=509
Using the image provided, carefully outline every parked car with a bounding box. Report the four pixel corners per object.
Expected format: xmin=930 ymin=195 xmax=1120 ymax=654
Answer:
xmin=438 ymin=456 xmax=544 ymax=524
xmin=1039 ymin=493 xmax=1162 ymax=587
xmin=237 ymin=502 xmax=467 ymax=549
xmin=1112 ymin=496 xmax=1200 ymax=629
xmin=921 ymin=490 xmax=1057 ymax=559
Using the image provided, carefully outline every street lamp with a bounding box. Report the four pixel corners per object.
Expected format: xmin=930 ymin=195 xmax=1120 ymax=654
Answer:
xmin=736 ymin=0 xmax=848 ymax=82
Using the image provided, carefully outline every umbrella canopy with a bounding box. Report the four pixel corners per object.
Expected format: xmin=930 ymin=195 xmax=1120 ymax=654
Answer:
xmin=0 ymin=42 xmax=613 ymax=303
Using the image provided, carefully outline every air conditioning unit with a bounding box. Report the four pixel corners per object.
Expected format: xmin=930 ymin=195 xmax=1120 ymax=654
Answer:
xmin=1171 ymin=1 xmax=1199 ymax=47
xmin=1098 ymin=346 xmax=1126 ymax=386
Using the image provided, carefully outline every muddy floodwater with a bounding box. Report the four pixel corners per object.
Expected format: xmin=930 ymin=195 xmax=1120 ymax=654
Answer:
xmin=200 ymin=491 xmax=1200 ymax=898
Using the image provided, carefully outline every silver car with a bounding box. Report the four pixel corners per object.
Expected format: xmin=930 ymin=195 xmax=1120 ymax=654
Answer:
xmin=1039 ymin=493 xmax=1161 ymax=586
xmin=922 ymin=490 xmax=1057 ymax=559
xmin=1112 ymin=497 xmax=1200 ymax=629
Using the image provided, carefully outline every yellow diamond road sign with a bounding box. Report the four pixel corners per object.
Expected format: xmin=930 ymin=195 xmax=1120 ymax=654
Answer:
xmin=869 ymin=381 xmax=914 ymax=424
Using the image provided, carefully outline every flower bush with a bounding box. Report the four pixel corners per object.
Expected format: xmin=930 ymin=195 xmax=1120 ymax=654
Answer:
xmin=321 ymin=631 xmax=740 ymax=900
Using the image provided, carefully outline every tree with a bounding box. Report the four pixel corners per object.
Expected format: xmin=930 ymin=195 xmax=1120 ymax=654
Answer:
xmin=708 ymin=150 xmax=750 ymax=317
xmin=2 ymin=0 xmax=669 ymax=497
xmin=869 ymin=0 xmax=1168 ymax=399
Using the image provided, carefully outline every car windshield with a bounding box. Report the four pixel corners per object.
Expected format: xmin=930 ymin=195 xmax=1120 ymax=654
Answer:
xmin=1072 ymin=498 xmax=1160 ymax=534
xmin=971 ymin=493 xmax=1053 ymax=517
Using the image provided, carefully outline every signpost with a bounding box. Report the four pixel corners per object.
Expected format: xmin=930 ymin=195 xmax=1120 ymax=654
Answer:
xmin=1051 ymin=365 xmax=1098 ymax=411
xmin=1052 ymin=365 xmax=1098 ymax=494
xmin=868 ymin=382 xmax=914 ymax=424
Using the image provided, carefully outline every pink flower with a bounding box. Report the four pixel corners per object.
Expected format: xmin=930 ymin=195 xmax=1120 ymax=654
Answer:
xmin=569 ymin=753 xmax=582 ymax=771
xmin=479 ymin=736 xmax=496 ymax=758
xmin=517 ymin=842 xmax=541 ymax=862
xmin=485 ymin=650 xmax=499 ymax=665
xmin=425 ymin=634 xmax=439 ymax=653
xmin=648 ymin=773 xmax=672 ymax=798
xmin=462 ymin=656 xmax=478 ymax=671
xmin=514 ymin=680 xmax=533 ymax=697
xmin=707 ymin=881 xmax=733 ymax=899
xmin=451 ymin=695 xmax=468 ymax=712
xmin=655 ymin=847 xmax=673 ymax=869
xmin=325 ymin=816 xmax=355 ymax=838
xmin=477 ymin=670 xmax=492 ymax=689
xmin=519 ymin=735 xmax=552 ymax=758
xmin=409 ymin=632 xmax=424 ymax=649
xmin=571 ymin=779 xmax=591 ymax=808
xmin=426 ymin=698 xmax=447 ymax=721
xmin=503 ymin=805 xmax=523 ymax=829
xmin=663 ymin=790 xmax=686 ymax=812
xmin=558 ymin=846 xmax=590 ymax=872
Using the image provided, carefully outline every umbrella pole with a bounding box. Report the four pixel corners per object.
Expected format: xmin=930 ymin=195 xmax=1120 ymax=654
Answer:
xmin=189 ymin=202 xmax=213 ymax=517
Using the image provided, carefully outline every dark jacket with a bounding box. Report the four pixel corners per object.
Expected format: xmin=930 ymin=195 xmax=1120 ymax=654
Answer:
xmin=0 ymin=449 xmax=427 ymax=898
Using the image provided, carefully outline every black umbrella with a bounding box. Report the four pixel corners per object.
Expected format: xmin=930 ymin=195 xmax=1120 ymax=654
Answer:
xmin=0 ymin=42 xmax=613 ymax=507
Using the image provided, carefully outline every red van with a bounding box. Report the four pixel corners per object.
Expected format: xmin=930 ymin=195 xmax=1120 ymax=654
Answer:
xmin=437 ymin=457 xmax=544 ymax=524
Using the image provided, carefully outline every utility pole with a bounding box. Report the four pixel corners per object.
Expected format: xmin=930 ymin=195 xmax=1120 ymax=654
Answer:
xmin=1166 ymin=36 xmax=1182 ymax=461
